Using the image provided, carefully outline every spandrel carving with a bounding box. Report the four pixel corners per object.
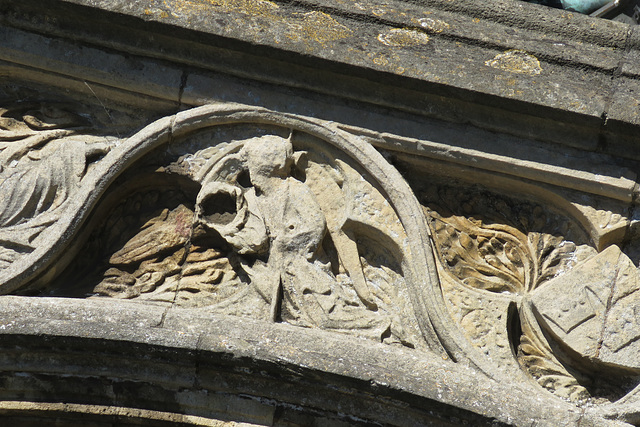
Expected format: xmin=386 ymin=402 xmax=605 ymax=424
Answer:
xmin=414 ymin=175 xmax=640 ymax=406
xmin=0 ymin=103 xmax=111 ymax=270
xmin=33 ymin=105 xmax=438 ymax=350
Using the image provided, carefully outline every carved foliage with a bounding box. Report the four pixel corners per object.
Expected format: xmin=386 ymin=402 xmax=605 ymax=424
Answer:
xmin=0 ymin=103 xmax=111 ymax=269
xmin=418 ymin=180 xmax=612 ymax=401
xmin=428 ymin=191 xmax=581 ymax=295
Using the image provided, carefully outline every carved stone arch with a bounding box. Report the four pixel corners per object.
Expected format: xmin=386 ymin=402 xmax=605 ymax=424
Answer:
xmin=9 ymin=100 xmax=639 ymax=408
xmin=164 ymin=104 xmax=457 ymax=359
xmin=2 ymin=102 xmax=506 ymax=371
xmin=7 ymin=98 xmax=636 ymax=406
xmin=9 ymin=101 xmax=639 ymax=423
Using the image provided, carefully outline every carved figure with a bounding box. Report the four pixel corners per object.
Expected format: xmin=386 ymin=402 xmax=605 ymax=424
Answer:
xmin=196 ymin=136 xmax=385 ymax=330
xmin=5 ymin=105 xmax=431 ymax=350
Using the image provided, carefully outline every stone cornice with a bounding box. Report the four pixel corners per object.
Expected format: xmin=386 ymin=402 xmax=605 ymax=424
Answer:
xmin=0 ymin=0 xmax=639 ymax=157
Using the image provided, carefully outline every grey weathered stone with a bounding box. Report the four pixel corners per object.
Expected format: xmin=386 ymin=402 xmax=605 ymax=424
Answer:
xmin=532 ymin=245 xmax=640 ymax=371
xmin=0 ymin=0 xmax=639 ymax=425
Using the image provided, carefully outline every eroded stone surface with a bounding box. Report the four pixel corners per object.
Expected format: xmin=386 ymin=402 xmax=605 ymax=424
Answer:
xmin=0 ymin=103 xmax=114 ymax=270
xmin=532 ymin=245 xmax=640 ymax=371
xmin=26 ymin=106 xmax=431 ymax=352
xmin=0 ymin=100 xmax=638 ymax=424
xmin=1 ymin=0 xmax=640 ymax=424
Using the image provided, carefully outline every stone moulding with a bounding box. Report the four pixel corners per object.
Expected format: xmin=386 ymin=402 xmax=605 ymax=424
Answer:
xmin=0 ymin=296 xmax=600 ymax=426
xmin=3 ymin=0 xmax=640 ymax=154
xmin=1 ymin=0 xmax=640 ymax=425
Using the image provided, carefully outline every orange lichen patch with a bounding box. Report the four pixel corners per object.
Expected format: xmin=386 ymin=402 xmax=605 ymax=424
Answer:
xmin=417 ymin=17 xmax=450 ymax=33
xmin=485 ymin=50 xmax=542 ymax=76
xmin=372 ymin=55 xmax=389 ymax=66
xmin=377 ymin=28 xmax=429 ymax=47
xmin=286 ymin=12 xmax=353 ymax=45
xmin=144 ymin=7 xmax=173 ymax=18
xmin=361 ymin=50 xmax=424 ymax=77
xmin=161 ymin=0 xmax=352 ymax=48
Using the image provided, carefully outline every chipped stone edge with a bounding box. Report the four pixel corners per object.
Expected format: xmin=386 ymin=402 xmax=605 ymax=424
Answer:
xmin=0 ymin=295 xmax=599 ymax=426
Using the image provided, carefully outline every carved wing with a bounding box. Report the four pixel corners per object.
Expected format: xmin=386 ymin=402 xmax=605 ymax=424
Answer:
xmin=108 ymin=206 xmax=192 ymax=266
xmin=300 ymin=157 xmax=376 ymax=309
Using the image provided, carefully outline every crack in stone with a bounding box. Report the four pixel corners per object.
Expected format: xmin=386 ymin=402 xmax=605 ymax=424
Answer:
xmin=594 ymin=260 xmax=621 ymax=360
xmin=178 ymin=70 xmax=188 ymax=108
xmin=152 ymin=109 xmax=194 ymax=328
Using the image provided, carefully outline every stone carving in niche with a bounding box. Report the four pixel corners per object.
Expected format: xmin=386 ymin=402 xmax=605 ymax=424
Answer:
xmin=6 ymin=100 xmax=640 ymax=421
xmin=0 ymin=103 xmax=111 ymax=271
xmin=35 ymin=105 xmax=442 ymax=349
xmin=416 ymin=177 xmax=640 ymax=406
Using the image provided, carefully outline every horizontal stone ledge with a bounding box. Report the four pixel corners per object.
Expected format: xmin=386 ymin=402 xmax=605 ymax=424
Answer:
xmin=1 ymin=0 xmax=639 ymax=154
xmin=340 ymin=124 xmax=639 ymax=203
xmin=0 ymin=295 xmax=590 ymax=426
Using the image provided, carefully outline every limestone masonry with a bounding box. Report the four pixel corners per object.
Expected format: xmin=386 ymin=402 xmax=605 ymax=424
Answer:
xmin=1 ymin=0 xmax=640 ymax=425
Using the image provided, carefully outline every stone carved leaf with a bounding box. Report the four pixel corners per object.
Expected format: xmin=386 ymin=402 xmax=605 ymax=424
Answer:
xmin=0 ymin=139 xmax=86 ymax=228
xmin=0 ymin=103 xmax=112 ymax=273
xmin=432 ymin=210 xmax=596 ymax=400
xmin=430 ymin=213 xmax=577 ymax=295
xmin=529 ymin=233 xmax=577 ymax=288
xmin=417 ymin=182 xmax=602 ymax=401
xmin=518 ymin=330 xmax=589 ymax=401
xmin=432 ymin=217 xmax=528 ymax=293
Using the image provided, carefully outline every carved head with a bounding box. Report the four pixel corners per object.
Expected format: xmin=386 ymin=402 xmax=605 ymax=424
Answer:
xmin=240 ymin=135 xmax=293 ymax=180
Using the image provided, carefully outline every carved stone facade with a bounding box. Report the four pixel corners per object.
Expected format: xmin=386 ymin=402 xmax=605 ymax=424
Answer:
xmin=1 ymin=0 xmax=640 ymax=426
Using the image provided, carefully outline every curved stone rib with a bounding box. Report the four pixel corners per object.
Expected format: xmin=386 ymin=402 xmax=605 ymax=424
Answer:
xmin=0 ymin=102 xmax=508 ymax=376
